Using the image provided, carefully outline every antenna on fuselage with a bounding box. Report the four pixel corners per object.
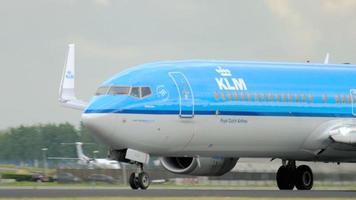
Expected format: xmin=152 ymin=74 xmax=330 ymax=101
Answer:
xmin=324 ymin=53 xmax=330 ymax=64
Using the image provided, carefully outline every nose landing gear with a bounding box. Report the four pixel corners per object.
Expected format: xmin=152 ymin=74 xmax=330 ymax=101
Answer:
xmin=276 ymin=160 xmax=313 ymax=190
xmin=108 ymin=149 xmax=151 ymax=190
xmin=129 ymin=172 xmax=150 ymax=190
xmin=129 ymin=163 xmax=151 ymax=190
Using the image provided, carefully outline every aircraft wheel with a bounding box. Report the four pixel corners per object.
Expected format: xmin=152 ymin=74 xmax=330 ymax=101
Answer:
xmin=295 ymin=165 xmax=313 ymax=190
xmin=137 ymin=172 xmax=150 ymax=190
xmin=129 ymin=173 xmax=139 ymax=190
xmin=276 ymin=165 xmax=295 ymax=190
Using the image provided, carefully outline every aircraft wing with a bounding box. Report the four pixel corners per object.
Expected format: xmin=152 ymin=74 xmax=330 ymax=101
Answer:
xmin=59 ymin=44 xmax=88 ymax=110
xmin=301 ymin=120 xmax=356 ymax=156
xmin=329 ymin=125 xmax=356 ymax=144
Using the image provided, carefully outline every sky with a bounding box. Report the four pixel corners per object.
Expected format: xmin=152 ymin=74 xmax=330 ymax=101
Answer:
xmin=0 ymin=0 xmax=356 ymax=129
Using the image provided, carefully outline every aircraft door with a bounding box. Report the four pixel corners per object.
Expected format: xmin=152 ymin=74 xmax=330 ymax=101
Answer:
xmin=351 ymin=89 xmax=356 ymax=116
xmin=169 ymin=72 xmax=194 ymax=118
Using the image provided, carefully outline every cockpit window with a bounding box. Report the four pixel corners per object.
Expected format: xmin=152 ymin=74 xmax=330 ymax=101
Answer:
xmin=98 ymin=85 xmax=152 ymax=99
xmin=130 ymin=87 xmax=140 ymax=98
xmin=141 ymin=87 xmax=151 ymax=97
xmin=95 ymin=86 xmax=109 ymax=96
xmin=108 ymin=86 xmax=130 ymax=95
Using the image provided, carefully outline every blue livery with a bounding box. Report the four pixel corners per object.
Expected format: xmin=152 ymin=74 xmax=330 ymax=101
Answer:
xmin=85 ymin=60 xmax=356 ymax=118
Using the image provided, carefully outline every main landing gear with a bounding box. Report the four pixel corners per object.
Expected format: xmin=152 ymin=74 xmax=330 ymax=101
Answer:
xmin=129 ymin=163 xmax=151 ymax=190
xmin=276 ymin=160 xmax=313 ymax=190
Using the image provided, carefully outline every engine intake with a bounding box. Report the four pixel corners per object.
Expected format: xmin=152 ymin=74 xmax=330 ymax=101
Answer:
xmin=160 ymin=157 xmax=238 ymax=176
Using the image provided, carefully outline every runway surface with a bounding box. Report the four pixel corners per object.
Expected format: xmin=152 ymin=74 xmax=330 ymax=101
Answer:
xmin=1 ymin=188 xmax=356 ymax=198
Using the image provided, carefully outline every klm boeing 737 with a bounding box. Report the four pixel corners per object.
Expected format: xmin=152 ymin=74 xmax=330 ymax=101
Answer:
xmin=59 ymin=44 xmax=356 ymax=190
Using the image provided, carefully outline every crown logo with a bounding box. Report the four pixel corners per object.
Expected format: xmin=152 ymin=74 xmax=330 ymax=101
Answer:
xmin=65 ymin=71 xmax=74 ymax=79
xmin=215 ymin=66 xmax=232 ymax=77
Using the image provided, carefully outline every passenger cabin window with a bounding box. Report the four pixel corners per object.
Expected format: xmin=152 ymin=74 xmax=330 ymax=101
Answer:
xmin=234 ymin=92 xmax=238 ymax=101
xmin=342 ymin=95 xmax=346 ymax=104
xmin=214 ymin=92 xmax=219 ymax=101
xmin=247 ymin=94 xmax=252 ymax=101
xmin=95 ymin=86 xmax=109 ymax=96
xmin=263 ymin=94 xmax=267 ymax=101
xmin=282 ymin=94 xmax=287 ymax=102
xmin=335 ymin=95 xmax=340 ymax=104
xmin=309 ymin=95 xmax=313 ymax=103
xmin=108 ymin=86 xmax=130 ymax=95
xmin=228 ymin=92 xmax=233 ymax=101
xmin=221 ymin=92 xmax=226 ymax=101
xmin=241 ymin=93 xmax=246 ymax=101
xmin=302 ymin=95 xmax=306 ymax=103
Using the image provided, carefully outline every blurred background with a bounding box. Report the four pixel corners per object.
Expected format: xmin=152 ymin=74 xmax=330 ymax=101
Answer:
xmin=1 ymin=0 xmax=356 ymax=188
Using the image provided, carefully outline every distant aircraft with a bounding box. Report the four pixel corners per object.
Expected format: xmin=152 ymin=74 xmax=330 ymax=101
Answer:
xmin=59 ymin=44 xmax=356 ymax=190
xmin=49 ymin=142 xmax=121 ymax=169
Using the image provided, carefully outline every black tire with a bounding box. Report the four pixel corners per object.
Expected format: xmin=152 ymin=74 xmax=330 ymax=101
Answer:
xmin=129 ymin=173 xmax=139 ymax=190
xmin=276 ymin=166 xmax=295 ymax=190
xmin=295 ymin=165 xmax=313 ymax=190
xmin=137 ymin=172 xmax=150 ymax=190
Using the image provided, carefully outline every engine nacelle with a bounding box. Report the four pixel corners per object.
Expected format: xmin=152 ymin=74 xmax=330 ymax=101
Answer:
xmin=160 ymin=157 xmax=238 ymax=176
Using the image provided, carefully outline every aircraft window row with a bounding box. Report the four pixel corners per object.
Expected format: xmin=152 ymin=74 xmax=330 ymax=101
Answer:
xmin=95 ymin=86 xmax=152 ymax=98
xmin=213 ymin=92 xmax=354 ymax=104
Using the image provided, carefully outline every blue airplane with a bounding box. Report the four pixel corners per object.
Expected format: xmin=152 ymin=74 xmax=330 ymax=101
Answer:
xmin=60 ymin=44 xmax=356 ymax=190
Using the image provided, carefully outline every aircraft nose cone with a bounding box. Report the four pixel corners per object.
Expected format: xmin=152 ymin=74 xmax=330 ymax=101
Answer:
xmin=81 ymin=113 xmax=115 ymax=145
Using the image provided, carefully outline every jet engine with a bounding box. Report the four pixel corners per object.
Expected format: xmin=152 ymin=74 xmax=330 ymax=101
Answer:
xmin=160 ymin=157 xmax=238 ymax=176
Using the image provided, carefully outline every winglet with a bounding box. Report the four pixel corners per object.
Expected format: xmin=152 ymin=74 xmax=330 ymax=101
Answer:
xmin=324 ymin=53 xmax=330 ymax=64
xmin=59 ymin=44 xmax=88 ymax=110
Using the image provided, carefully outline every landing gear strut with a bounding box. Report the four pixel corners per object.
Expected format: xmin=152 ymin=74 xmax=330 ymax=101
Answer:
xmin=109 ymin=148 xmax=151 ymax=190
xmin=276 ymin=160 xmax=313 ymax=190
xmin=129 ymin=163 xmax=151 ymax=190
